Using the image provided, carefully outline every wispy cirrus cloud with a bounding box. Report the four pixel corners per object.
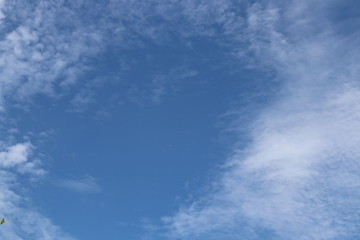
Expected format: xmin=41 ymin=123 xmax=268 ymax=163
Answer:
xmin=162 ymin=1 xmax=360 ymax=240
xmin=0 ymin=0 xmax=104 ymax=238
xmin=150 ymin=67 xmax=198 ymax=104
xmin=58 ymin=175 xmax=101 ymax=194
xmin=1 ymin=0 xmax=359 ymax=239
xmin=0 ymin=141 xmax=74 ymax=239
xmin=0 ymin=0 xmax=103 ymax=109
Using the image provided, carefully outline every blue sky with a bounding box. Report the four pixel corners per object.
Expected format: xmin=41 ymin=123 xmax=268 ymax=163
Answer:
xmin=0 ymin=0 xmax=360 ymax=239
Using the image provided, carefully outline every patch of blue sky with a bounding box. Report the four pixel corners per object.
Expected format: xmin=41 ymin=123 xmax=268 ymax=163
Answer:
xmin=9 ymin=37 xmax=267 ymax=239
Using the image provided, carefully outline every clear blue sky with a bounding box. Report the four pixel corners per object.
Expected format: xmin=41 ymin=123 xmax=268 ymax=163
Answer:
xmin=0 ymin=1 xmax=360 ymax=240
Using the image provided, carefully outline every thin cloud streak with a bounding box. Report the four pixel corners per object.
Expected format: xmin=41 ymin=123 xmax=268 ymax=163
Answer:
xmin=58 ymin=175 xmax=101 ymax=194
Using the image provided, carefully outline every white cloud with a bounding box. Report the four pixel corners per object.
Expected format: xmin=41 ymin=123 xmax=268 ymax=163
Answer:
xmin=0 ymin=0 xmax=103 ymax=109
xmin=163 ymin=1 xmax=360 ymax=239
xmin=58 ymin=175 xmax=101 ymax=194
xmin=0 ymin=142 xmax=44 ymax=175
xmin=0 ymin=142 xmax=31 ymax=167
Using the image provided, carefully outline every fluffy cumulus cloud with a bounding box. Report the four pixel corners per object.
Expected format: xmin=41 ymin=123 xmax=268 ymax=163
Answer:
xmin=0 ymin=142 xmax=44 ymax=175
xmin=163 ymin=1 xmax=360 ymax=240
xmin=0 ymin=143 xmax=31 ymax=168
